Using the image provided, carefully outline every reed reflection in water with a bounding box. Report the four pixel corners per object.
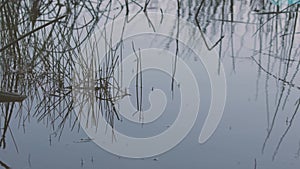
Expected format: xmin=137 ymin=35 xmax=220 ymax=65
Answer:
xmin=0 ymin=0 xmax=299 ymax=168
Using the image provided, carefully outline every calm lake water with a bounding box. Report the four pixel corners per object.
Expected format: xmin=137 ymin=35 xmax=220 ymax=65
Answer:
xmin=0 ymin=0 xmax=300 ymax=168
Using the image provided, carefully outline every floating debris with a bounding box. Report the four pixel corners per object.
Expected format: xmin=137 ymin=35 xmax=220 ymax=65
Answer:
xmin=0 ymin=91 xmax=27 ymax=102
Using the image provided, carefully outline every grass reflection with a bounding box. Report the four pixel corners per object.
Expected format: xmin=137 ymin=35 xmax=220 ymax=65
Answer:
xmin=0 ymin=0 xmax=299 ymax=163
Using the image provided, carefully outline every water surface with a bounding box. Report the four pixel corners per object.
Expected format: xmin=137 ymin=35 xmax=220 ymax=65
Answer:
xmin=0 ymin=0 xmax=299 ymax=168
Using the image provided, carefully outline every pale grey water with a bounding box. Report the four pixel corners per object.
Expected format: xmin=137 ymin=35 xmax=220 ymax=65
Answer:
xmin=0 ymin=0 xmax=300 ymax=168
